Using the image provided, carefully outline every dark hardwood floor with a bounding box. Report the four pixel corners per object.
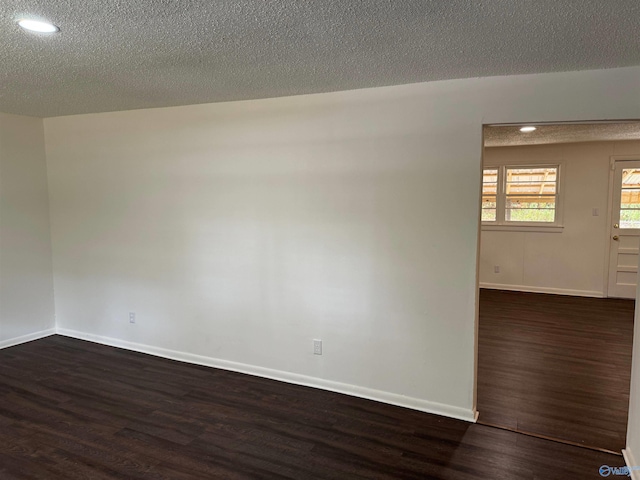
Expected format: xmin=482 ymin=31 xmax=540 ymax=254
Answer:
xmin=0 ymin=335 xmax=626 ymax=479
xmin=477 ymin=289 xmax=635 ymax=454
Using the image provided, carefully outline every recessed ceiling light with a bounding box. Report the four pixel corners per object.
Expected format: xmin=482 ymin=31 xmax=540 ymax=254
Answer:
xmin=520 ymin=126 xmax=537 ymax=133
xmin=18 ymin=19 xmax=59 ymax=33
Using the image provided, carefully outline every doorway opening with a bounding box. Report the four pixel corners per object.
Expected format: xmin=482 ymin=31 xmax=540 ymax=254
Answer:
xmin=476 ymin=121 xmax=640 ymax=455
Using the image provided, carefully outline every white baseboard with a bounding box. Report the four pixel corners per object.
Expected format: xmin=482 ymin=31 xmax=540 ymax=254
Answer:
xmin=623 ymin=448 xmax=640 ymax=480
xmin=56 ymin=327 xmax=477 ymax=423
xmin=479 ymin=282 xmax=603 ymax=298
xmin=0 ymin=328 xmax=56 ymax=350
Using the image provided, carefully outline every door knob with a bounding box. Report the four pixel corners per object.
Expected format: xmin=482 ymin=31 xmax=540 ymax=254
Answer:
xmin=613 ymin=235 xmax=619 ymax=240
xmin=614 ymin=224 xmax=619 ymax=229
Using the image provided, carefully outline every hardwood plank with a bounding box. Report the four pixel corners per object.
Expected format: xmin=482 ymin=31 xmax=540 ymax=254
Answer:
xmin=477 ymin=289 xmax=634 ymax=453
xmin=0 ymin=335 xmax=627 ymax=478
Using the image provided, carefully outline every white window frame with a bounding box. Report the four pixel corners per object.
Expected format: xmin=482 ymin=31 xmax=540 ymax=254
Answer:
xmin=482 ymin=164 xmax=564 ymax=233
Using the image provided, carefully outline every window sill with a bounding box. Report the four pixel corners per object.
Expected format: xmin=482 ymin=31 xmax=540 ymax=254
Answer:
xmin=481 ymin=224 xmax=564 ymax=233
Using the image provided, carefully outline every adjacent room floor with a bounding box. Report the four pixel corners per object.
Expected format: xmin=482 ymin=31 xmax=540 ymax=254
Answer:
xmin=0 ymin=335 xmax=624 ymax=479
xmin=477 ymin=289 xmax=635 ymax=454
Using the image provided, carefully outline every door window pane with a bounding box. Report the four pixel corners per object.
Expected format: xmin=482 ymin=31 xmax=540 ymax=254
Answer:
xmin=620 ymin=169 xmax=640 ymax=228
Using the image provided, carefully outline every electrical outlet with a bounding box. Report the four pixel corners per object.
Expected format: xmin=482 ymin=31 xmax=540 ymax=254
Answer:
xmin=129 ymin=312 xmax=136 ymax=324
xmin=494 ymin=265 xmax=500 ymax=273
xmin=313 ymin=339 xmax=322 ymax=355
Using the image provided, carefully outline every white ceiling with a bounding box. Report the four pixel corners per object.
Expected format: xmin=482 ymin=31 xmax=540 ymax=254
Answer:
xmin=2 ymin=0 xmax=640 ymax=118
xmin=485 ymin=123 xmax=640 ymax=147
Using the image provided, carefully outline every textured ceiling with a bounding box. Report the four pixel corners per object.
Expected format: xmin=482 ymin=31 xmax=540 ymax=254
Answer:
xmin=2 ymin=1 xmax=640 ymax=118
xmin=485 ymin=123 xmax=640 ymax=147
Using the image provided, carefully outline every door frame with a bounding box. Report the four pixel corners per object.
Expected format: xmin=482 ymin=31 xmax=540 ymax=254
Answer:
xmin=474 ymin=123 xmax=640 ymax=445
xmin=604 ymin=155 xmax=640 ymax=298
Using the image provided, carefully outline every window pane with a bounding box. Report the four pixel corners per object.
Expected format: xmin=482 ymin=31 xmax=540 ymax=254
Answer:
xmin=483 ymin=169 xmax=498 ymax=195
xmin=622 ymin=169 xmax=640 ymax=188
xmin=482 ymin=169 xmax=498 ymax=222
xmin=506 ymin=167 xmax=557 ymax=195
xmin=483 ymin=183 xmax=497 ymax=195
xmin=483 ymin=169 xmax=498 ymax=182
xmin=621 ymin=189 xmax=640 ymax=207
xmin=505 ymin=208 xmax=556 ymax=222
xmin=482 ymin=195 xmax=496 ymax=208
xmin=482 ymin=209 xmax=496 ymax=222
xmin=506 ymin=196 xmax=556 ymax=222
xmin=508 ymin=183 xmax=557 ymax=195
xmin=620 ymin=209 xmax=640 ymax=229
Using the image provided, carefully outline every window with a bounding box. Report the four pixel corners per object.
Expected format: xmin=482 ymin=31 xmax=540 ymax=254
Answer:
xmin=482 ymin=165 xmax=560 ymax=227
xmin=620 ymin=168 xmax=640 ymax=229
xmin=481 ymin=169 xmax=498 ymax=222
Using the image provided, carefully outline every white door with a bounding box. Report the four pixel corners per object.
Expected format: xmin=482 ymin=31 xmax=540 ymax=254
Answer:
xmin=608 ymin=160 xmax=640 ymax=298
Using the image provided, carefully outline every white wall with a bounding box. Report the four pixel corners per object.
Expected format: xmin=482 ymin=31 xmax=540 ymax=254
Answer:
xmin=480 ymin=140 xmax=640 ymax=297
xmin=0 ymin=113 xmax=55 ymax=346
xmin=44 ymin=66 xmax=640 ymax=421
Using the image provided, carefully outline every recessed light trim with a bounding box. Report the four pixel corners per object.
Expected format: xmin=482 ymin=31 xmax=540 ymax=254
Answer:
xmin=18 ymin=19 xmax=59 ymax=33
xmin=520 ymin=126 xmax=537 ymax=133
